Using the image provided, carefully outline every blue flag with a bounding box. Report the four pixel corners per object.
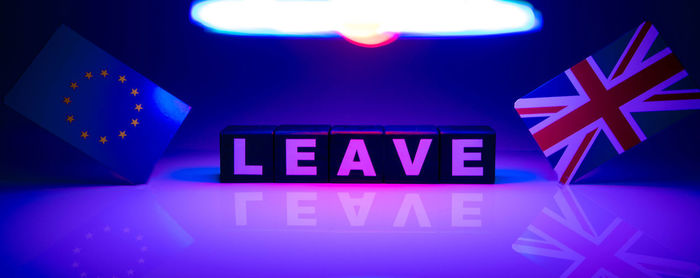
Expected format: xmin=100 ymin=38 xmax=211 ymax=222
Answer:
xmin=4 ymin=25 xmax=191 ymax=184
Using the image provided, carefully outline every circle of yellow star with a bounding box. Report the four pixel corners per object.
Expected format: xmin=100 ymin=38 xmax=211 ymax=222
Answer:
xmin=99 ymin=136 xmax=108 ymax=144
xmin=118 ymin=130 xmax=127 ymax=139
xmin=130 ymin=88 xmax=139 ymax=96
xmin=70 ymin=82 xmax=78 ymax=90
xmin=66 ymin=115 xmax=75 ymax=124
xmin=100 ymin=69 xmax=109 ymax=77
xmin=118 ymin=75 xmax=127 ymax=83
xmin=84 ymin=72 xmax=93 ymax=80
xmin=63 ymin=97 xmax=72 ymax=104
xmin=130 ymin=118 xmax=140 ymax=127
xmin=80 ymin=131 xmax=89 ymax=139
xmin=134 ymin=104 xmax=143 ymax=112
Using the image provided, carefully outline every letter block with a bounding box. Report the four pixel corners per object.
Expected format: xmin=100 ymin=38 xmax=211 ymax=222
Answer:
xmin=220 ymin=126 xmax=275 ymax=182
xmin=383 ymin=125 xmax=439 ymax=183
xmin=274 ymin=125 xmax=330 ymax=182
xmin=330 ymin=125 xmax=384 ymax=183
xmin=438 ymin=126 xmax=495 ymax=184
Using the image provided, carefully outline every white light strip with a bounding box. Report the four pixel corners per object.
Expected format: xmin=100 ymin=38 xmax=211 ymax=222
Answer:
xmin=190 ymin=0 xmax=540 ymax=37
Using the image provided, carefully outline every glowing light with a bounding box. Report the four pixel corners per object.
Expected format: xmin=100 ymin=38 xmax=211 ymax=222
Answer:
xmin=190 ymin=0 xmax=541 ymax=47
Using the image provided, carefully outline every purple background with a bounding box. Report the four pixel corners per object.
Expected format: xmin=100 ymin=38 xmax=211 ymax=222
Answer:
xmin=2 ymin=0 xmax=700 ymax=152
xmin=2 ymin=0 xmax=700 ymax=277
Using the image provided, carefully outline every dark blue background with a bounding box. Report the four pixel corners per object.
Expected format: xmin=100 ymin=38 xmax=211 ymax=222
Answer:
xmin=2 ymin=0 xmax=700 ymax=183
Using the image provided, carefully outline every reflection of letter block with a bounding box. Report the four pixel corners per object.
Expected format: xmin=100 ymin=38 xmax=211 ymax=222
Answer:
xmin=274 ymin=125 xmax=330 ymax=183
xmin=438 ymin=126 xmax=495 ymax=184
xmin=383 ymin=126 xmax=439 ymax=183
xmin=220 ymin=126 xmax=275 ymax=182
xmin=330 ymin=125 xmax=384 ymax=183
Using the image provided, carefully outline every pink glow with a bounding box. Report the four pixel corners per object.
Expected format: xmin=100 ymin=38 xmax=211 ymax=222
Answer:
xmin=339 ymin=31 xmax=400 ymax=48
xmin=385 ymin=131 xmax=435 ymax=135
xmin=331 ymin=131 xmax=384 ymax=135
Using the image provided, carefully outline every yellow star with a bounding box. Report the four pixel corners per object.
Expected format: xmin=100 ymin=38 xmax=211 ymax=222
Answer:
xmin=134 ymin=104 xmax=143 ymax=112
xmin=118 ymin=130 xmax=127 ymax=139
xmin=118 ymin=75 xmax=127 ymax=83
xmin=84 ymin=72 xmax=93 ymax=80
xmin=130 ymin=88 xmax=139 ymax=96
xmin=63 ymin=97 xmax=72 ymax=104
xmin=130 ymin=118 xmax=140 ymax=127
xmin=99 ymin=136 xmax=108 ymax=144
xmin=100 ymin=69 xmax=109 ymax=77
xmin=66 ymin=115 xmax=75 ymax=124
xmin=81 ymin=131 xmax=89 ymax=139
xmin=70 ymin=82 xmax=78 ymax=90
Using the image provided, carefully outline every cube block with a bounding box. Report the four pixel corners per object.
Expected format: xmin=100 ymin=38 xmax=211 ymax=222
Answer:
xmin=330 ymin=125 xmax=384 ymax=183
xmin=274 ymin=125 xmax=330 ymax=182
xmin=219 ymin=125 xmax=496 ymax=184
xmin=383 ymin=125 xmax=439 ymax=183
xmin=220 ymin=125 xmax=275 ymax=182
xmin=438 ymin=126 xmax=496 ymax=184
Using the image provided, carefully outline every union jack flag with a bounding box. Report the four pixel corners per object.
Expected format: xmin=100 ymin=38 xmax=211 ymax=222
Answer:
xmin=512 ymin=185 xmax=700 ymax=277
xmin=515 ymin=22 xmax=700 ymax=184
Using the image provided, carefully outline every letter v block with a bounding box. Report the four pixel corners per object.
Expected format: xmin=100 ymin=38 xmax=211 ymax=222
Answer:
xmin=274 ymin=125 xmax=330 ymax=182
xmin=330 ymin=125 xmax=384 ymax=183
xmin=220 ymin=126 xmax=275 ymax=182
xmin=438 ymin=126 xmax=496 ymax=184
xmin=384 ymin=125 xmax=439 ymax=183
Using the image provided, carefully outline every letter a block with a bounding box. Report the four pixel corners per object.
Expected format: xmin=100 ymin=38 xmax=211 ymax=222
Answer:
xmin=438 ymin=126 xmax=495 ymax=184
xmin=383 ymin=125 xmax=439 ymax=183
xmin=274 ymin=125 xmax=330 ymax=182
xmin=220 ymin=126 xmax=275 ymax=182
xmin=330 ymin=125 xmax=384 ymax=183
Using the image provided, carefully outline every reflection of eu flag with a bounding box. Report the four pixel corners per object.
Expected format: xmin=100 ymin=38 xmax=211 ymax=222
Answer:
xmin=4 ymin=25 xmax=191 ymax=184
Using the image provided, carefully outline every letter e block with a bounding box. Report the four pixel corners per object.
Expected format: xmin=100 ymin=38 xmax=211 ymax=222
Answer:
xmin=274 ymin=125 xmax=330 ymax=182
xmin=438 ymin=126 xmax=495 ymax=184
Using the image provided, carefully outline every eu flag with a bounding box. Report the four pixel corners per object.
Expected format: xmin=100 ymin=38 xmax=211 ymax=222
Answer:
xmin=4 ymin=25 xmax=191 ymax=184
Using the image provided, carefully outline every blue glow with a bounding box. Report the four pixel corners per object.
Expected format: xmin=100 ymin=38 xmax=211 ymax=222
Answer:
xmin=153 ymin=87 xmax=191 ymax=123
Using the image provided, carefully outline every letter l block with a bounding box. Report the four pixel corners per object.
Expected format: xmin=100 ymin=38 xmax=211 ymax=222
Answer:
xmin=220 ymin=125 xmax=275 ymax=182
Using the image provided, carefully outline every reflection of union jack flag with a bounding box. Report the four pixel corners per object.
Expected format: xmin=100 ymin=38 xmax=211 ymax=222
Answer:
xmin=512 ymin=186 xmax=700 ymax=277
xmin=515 ymin=22 xmax=700 ymax=184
